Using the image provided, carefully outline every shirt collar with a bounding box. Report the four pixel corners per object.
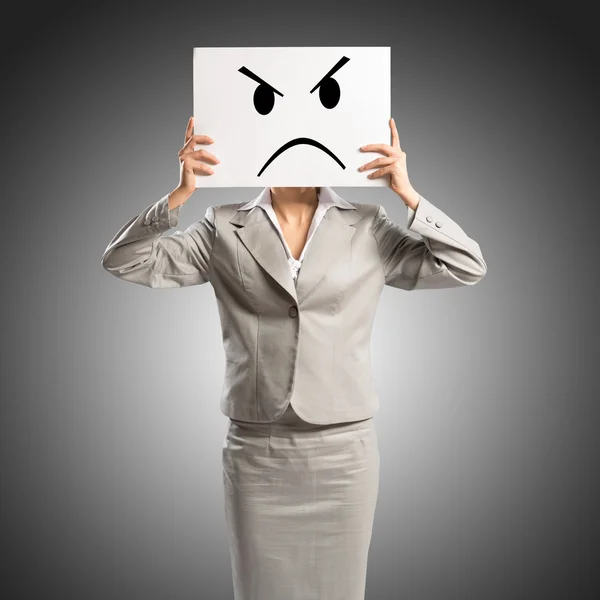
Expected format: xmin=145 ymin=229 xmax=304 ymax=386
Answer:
xmin=237 ymin=186 xmax=355 ymax=212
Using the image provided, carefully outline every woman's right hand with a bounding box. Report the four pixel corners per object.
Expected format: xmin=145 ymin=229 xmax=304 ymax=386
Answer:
xmin=171 ymin=116 xmax=220 ymax=206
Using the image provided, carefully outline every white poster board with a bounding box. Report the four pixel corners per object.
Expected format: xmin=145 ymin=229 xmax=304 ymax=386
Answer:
xmin=193 ymin=47 xmax=390 ymax=187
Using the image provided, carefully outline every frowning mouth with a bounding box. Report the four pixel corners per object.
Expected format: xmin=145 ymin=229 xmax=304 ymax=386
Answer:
xmin=257 ymin=137 xmax=346 ymax=177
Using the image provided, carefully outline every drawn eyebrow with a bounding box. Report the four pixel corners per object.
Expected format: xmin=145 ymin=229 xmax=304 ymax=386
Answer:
xmin=238 ymin=66 xmax=284 ymax=97
xmin=309 ymin=56 xmax=350 ymax=94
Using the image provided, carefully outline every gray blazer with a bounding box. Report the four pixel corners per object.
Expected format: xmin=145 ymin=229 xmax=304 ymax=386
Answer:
xmin=101 ymin=187 xmax=487 ymax=424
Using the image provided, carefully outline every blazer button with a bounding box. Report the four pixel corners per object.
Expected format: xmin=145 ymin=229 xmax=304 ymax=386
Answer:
xmin=144 ymin=219 xmax=151 ymax=225
xmin=288 ymin=306 xmax=298 ymax=318
xmin=151 ymin=216 xmax=159 ymax=222
xmin=426 ymin=216 xmax=433 ymax=223
xmin=435 ymin=221 xmax=443 ymax=228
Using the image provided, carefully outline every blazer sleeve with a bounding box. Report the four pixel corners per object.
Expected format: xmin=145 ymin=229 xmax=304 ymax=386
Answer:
xmin=371 ymin=195 xmax=487 ymax=291
xmin=100 ymin=193 xmax=216 ymax=288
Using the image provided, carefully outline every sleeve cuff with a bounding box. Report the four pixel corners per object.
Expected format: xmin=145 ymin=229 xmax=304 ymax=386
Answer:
xmin=407 ymin=194 xmax=434 ymax=232
xmin=407 ymin=205 xmax=416 ymax=228
xmin=154 ymin=193 xmax=182 ymax=229
xmin=406 ymin=194 xmax=424 ymax=229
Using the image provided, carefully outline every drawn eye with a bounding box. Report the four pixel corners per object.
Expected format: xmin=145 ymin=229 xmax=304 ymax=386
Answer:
xmin=318 ymin=77 xmax=341 ymax=109
xmin=253 ymin=84 xmax=275 ymax=115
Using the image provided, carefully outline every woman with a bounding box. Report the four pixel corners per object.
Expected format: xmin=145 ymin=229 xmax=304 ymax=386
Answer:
xmin=101 ymin=116 xmax=487 ymax=600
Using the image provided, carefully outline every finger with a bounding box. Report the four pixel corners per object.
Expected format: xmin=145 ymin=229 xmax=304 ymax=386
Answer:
xmin=358 ymin=156 xmax=395 ymax=172
xmin=367 ymin=165 xmax=394 ymax=179
xmin=390 ymin=117 xmax=401 ymax=150
xmin=360 ymin=143 xmax=394 ymax=155
xmin=182 ymin=148 xmax=220 ymax=164
xmin=180 ymin=134 xmax=215 ymax=156
xmin=184 ymin=117 xmax=194 ymax=145
xmin=183 ymin=158 xmax=215 ymax=176
xmin=189 ymin=133 xmax=214 ymax=145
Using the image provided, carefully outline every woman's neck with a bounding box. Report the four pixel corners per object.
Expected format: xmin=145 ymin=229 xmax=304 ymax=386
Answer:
xmin=269 ymin=187 xmax=320 ymax=225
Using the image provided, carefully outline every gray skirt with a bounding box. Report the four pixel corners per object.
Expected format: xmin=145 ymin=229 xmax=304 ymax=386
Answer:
xmin=221 ymin=401 xmax=380 ymax=600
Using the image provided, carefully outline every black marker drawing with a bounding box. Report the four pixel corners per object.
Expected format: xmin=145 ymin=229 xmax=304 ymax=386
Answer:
xmin=238 ymin=56 xmax=350 ymax=176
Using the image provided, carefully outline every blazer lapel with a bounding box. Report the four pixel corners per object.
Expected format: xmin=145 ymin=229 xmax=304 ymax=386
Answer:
xmin=230 ymin=194 xmax=362 ymax=305
xmin=232 ymin=208 xmax=299 ymax=303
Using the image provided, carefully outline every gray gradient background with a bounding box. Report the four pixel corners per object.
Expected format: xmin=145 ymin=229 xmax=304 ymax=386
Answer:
xmin=1 ymin=1 xmax=598 ymax=599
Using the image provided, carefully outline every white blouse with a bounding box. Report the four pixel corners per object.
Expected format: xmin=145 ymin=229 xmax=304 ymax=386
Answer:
xmin=237 ymin=187 xmax=356 ymax=282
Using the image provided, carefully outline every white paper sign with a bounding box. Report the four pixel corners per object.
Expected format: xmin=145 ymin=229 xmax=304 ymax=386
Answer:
xmin=192 ymin=46 xmax=390 ymax=187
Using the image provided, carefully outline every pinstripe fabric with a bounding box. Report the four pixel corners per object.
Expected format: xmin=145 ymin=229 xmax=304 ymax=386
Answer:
xmin=222 ymin=402 xmax=380 ymax=600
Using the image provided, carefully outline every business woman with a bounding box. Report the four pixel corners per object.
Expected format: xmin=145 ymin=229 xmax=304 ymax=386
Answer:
xmin=101 ymin=115 xmax=487 ymax=600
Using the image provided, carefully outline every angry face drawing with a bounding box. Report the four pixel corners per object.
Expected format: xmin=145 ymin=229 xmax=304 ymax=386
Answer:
xmin=238 ymin=56 xmax=350 ymax=176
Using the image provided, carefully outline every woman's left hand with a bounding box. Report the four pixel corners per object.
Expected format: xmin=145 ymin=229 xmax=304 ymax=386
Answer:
xmin=359 ymin=117 xmax=420 ymax=210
